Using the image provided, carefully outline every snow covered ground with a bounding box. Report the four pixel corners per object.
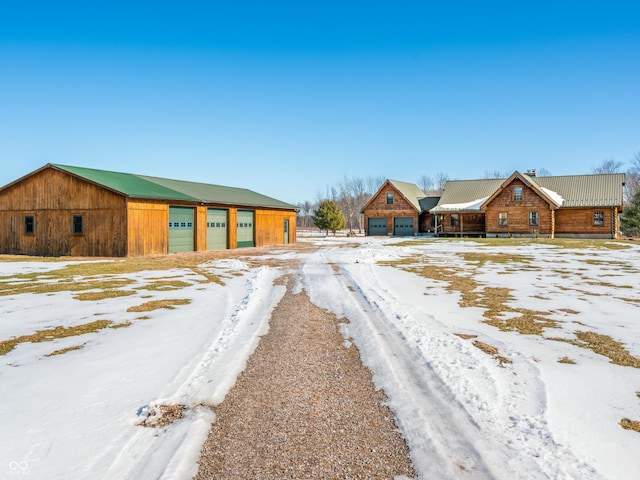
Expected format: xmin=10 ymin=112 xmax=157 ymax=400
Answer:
xmin=1 ymin=237 xmax=639 ymax=479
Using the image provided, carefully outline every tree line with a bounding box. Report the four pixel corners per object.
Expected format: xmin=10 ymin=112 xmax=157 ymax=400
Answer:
xmin=298 ymin=153 xmax=640 ymax=237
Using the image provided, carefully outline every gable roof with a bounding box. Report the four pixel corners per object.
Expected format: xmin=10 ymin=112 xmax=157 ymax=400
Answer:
xmin=361 ymin=179 xmax=427 ymax=213
xmin=2 ymin=164 xmax=297 ymax=210
xmin=481 ymin=171 xmax=563 ymax=209
xmin=431 ymin=172 xmax=625 ymax=212
xmin=388 ymin=180 xmax=427 ymax=212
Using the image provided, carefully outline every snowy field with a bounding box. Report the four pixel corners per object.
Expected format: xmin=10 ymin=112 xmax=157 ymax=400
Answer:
xmin=1 ymin=237 xmax=639 ymax=479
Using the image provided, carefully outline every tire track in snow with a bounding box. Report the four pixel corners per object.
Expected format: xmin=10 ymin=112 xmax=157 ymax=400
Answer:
xmin=301 ymin=246 xmax=603 ymax=480
xmin=317 ymin=264 xmax=502 ymax=478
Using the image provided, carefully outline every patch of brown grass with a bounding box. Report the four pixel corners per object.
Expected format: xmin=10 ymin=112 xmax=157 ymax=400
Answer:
xmin=0 ymin=277 xmax=134 ymax=297
xmin=472 ymin=340 xmax=513 ymax=365
xmin=472 ymin=340 xmax=499 ymax=355
xmin=126 ymin=299 xmax=191 ymax=313
xmin=551 ymin=331 xmax=640 ymax=368
xmin=0 ymin=320 xmax=112 ymax=356
xmin=73 ymin=290 xmax=136 ymax=301
xmin=454 ymin=333 xmax=477 ymax=340
xmin=137 ymin=404 xmax=187 ymax=428
xmin=110 ymin=321 xmax=133 ymax=329
xmin=557 ymin=308 xmax=580 ymax=315
xmin=620 ymin=418 xmax=640 ymax=432
xmin=558 ymin=356 xmax=576 ymax=364
xmin=45 ymin=344 xmax=85 ymax=357
xmin=137 ymin=280 xmax=192 ymax=291
xmin=385 ymin=258 xmax=559 ymax=336
xmin=463 ymin=252 xmax=530 ymax=267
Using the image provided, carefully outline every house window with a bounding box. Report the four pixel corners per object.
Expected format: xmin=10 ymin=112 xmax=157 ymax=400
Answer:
xmin=593 ymin=210 xmax=605 ymax=226
xmin=386 ymin=192 xmax=394 ymax=205
xmin=72 ymin=215 xmax=84 ymax=234
xmin=513 ymin=186 xmax=523 ymax=201
xmin=498 ymin=212 xmax=508 ymax=226
xmin=24 ymin=216 xmax=35 ymax=234
xmin=529 ymin=211 xmax=539 ymax=226
xmin=450 ymin=213 xmax=459 ymax=227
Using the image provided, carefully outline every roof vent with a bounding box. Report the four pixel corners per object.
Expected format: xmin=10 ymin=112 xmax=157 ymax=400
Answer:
xmin=525 ymin=169 xmax=537 ymax=177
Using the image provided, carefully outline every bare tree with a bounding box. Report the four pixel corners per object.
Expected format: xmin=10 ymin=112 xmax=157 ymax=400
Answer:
xmin=624 ymin=152 xmax=640 ymax=205
xmin=592 ymin=158 xmax=623 ymax=174
xmin=537 ymin=168 xmax=552 ymax=176
xmin=365 ymin=175 xmax=386 ymax=195
xmin=434 ymin=172 xmax=450 ymax=194
xmin=482 ymin=170 xmax=505 ymax=179
xmin=417 ymin=175 xmax=434 ymax=194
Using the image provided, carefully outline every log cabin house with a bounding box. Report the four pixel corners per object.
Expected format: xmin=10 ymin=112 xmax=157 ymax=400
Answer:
xmin=0 ymin=164 xmax=297 ymax=257
xmin=363 ymin=171 xmax=625 ymax=239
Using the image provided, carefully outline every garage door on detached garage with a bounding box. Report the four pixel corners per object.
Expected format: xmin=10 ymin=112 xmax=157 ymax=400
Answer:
xmin=237 ymin=210 xmax=254 ymax=248
xmin=207 ymin=208 xmax=228 ymax=250
xmin=169 ymin=207 xmax=195 ymax=252
xmin=367 ymin=217 xmax=387 ymax=236
xmin=393 ymin=217 xmax=414 ymax=236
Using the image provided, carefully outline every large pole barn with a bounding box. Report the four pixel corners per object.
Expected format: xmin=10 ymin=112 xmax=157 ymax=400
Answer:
xmin=0 ymin=164 xmax=297 ymax=257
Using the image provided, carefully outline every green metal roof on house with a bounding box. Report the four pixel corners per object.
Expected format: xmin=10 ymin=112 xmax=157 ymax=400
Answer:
xmin=388 ymin=179 xmax=427 ymax=212
xmin=51 ymin=164 xmax=297 ymax=210
xmin=431 ymin=178 xmax=504 ymax=212
xmin=431 ymin=172 xmax=625 ymax=212
xmin=534 ymin=174 xmax=625 ymax=207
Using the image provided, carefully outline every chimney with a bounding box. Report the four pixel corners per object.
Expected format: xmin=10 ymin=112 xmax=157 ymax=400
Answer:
xmin=525 ymin=169 xmax=537 ymax=177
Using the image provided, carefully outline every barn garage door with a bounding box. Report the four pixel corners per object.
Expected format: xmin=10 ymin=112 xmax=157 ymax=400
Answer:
xmin=367 ymin=218 xmax=387 ymax=236
xmin=207 ymin=209 xmax=228 ymax=250
xmin=168 ymin=207 xmax=195 ymax=253
xmin=237 ymin=210 xmax=254 ymax=248
xmin=393 ymin=217 xmax=414 ymax=236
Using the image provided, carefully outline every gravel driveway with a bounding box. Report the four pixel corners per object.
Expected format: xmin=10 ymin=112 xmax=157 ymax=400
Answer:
xmin=195 ymin=274 xmax=415 ymax=479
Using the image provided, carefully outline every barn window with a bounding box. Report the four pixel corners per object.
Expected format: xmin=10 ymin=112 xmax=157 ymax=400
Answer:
xmin=450 ymin=214 xmax=459 ymax=227
xmin=593 ymin=210 xmax=605 ymax=226
xmin=498 ymin=212 xmax=508 ymax=226
xmin=513 ymin=186 xmax=523 ymax=201
xmin=529 ymin=211 xmax=539 ymax=226
xmin=386 ymin=192 xmax=394 ymax=205
xmin=72 ymin=215 xmax=84 ymax=234
xmin=24 ymin=216 xmax=35 ymax=234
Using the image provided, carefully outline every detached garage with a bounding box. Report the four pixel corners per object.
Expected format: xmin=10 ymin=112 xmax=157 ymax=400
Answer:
xmin=0 ymin=164 xmax=297 ymax=257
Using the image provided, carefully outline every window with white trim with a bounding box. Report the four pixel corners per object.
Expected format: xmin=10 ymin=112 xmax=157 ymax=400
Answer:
xmin=498 ymin=212 xmax=508 ymax=226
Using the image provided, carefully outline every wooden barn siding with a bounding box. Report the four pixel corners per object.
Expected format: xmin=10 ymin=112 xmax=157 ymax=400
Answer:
xmin=554 ymin=207 xmax=617 ymax=238
xmin=255 ymin=209 xmax=297 ymax=246
xmin=364 ymin=184 xmax=418 ymax=235
xmin=0 ymin=168 xmax=128 ymax=256
xmin=127 ymin=200 xmax=169 ymax=256
xmin=484 ymin=179 xmax=553 ymax=236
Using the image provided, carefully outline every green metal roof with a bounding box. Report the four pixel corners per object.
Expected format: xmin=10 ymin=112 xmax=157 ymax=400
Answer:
xmin=51 ymin=164 xmax=296 ymax=210
xmin=432 ymin=178 xmax=503 ymax=212
xmin=431 ymin=172 xmax=625 ymax=212
xmin=388 ymin=179 xmax=427 ymax=212
xmin=534 ymin=173 xmax=625 ymax=207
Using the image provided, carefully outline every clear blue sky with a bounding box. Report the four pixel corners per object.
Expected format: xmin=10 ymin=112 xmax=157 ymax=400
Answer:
xmin=1 ymin=1 xmax=639 ymax=204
